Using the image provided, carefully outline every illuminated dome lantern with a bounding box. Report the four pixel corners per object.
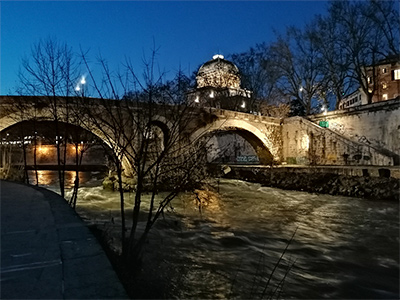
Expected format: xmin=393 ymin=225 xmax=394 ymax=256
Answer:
xmin=196 ymin=54 xmax=241 ymax=89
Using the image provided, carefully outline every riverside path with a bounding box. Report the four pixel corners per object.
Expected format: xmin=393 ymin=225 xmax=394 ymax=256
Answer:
xmin=0 ymin=180 xmax=128 ymax=299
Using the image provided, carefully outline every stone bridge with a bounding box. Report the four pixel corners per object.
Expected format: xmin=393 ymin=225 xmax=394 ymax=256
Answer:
xmin=0 ymin=95 xmax=397 ymax=169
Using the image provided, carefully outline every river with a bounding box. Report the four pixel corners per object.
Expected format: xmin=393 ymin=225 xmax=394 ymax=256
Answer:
xmin=29 ymin=170 xmax=399 ymax=299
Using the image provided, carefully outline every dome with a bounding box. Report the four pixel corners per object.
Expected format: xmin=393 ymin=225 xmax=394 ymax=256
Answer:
xmin=196 ymin=54 xmax=241 ymax=89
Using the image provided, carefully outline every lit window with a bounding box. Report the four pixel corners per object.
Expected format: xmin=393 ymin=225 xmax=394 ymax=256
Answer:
xmin=382 ymin=68 xmax=387 ymax=74
xmin=367 ymin=77 xmax=372 ymax=84
xmin=382 ymin=82 xmax=387 ymax=89
xmin=394 ymin=69 xmax=400 ymax=80
xmin=382 ymin=94 xmax=388 ymax=100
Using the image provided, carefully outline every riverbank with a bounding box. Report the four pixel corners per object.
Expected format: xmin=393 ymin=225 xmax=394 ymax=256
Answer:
xmin=218 ymin=165 xmax=400 ymax=201
xmin=0 ymin=180 xmax=128 ymax=299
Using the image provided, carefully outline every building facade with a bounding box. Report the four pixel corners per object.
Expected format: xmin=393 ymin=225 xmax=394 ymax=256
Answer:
xmin=338 ymin=88 xmax=367 ymax=110
xmin=339 ymin=55 xmax=400 ymax=109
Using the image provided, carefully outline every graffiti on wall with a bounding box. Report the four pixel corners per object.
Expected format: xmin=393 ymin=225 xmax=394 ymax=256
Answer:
xmin=329 ymin=121 xmax=390 ymax=149
xmin=329 ymin=122 xmax=345 ymax=135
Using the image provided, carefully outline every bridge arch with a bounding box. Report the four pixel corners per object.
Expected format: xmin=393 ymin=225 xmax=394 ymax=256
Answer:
xmin=0 ymin=114 xmax=134 ymax=174
xmin=0 ymin=110 xmax=177 ymax=175
xmin=190 ymin=118 xmax=280 ymax=164
xmin=148 ymin=115 xmax=174 ymax=150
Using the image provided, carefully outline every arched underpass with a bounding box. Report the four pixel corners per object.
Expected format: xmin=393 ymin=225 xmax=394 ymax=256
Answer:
xmin=0 ymin=120 xmax=111 ymax=174
xmin=194 ymin=128 xmax=274 ymax=165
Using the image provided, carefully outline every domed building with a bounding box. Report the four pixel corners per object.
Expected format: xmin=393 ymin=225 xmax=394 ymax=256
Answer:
xmin=188 ymin=54 xmax=252 ymax=112
xmin=197 ymin=54 xmax=241 ymax=89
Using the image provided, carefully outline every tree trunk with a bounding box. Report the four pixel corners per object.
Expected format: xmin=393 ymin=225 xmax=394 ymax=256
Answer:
xmin=54 ymin=118 xmax=65 ymax=198
xmin=69 ymin=143 xmax=80 ymax=209
xmin=116 ymin=161 xmax=126 ymax=256
xmin=21 ymin=139 xmax=29 ymax=185
xmin=33 ymin=126 xmax=39 ymax=186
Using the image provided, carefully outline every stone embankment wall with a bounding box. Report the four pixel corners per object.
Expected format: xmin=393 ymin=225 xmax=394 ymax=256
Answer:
xmin=221 ymin=166 xmax=400 ymax=201
xmin=282 ymin=117 xmax=394 ymax=166
xmin=308 ymin=98 xmax=400 ymax=164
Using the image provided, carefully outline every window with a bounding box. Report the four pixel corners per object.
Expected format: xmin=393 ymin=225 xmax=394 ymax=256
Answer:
xmin=367 ymin=76 xmax=372 ymax=83
xmin=383 ymin=94 xmax=388 ymax=100
xmin=382 ymin=68 xmax=387 ymax=74
xmin=382 ymin=82 xmax=387 ymax=89
xmin=394 ymin=69 xmax=400 ymax=80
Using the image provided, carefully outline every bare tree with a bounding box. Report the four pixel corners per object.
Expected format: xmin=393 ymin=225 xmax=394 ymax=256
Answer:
xmin=328 ymin=0 xmax=400 ymax=104
xmin=229 ymin=44 xmax=282 ymax=111
xmin=312 ymin=15 xmax=354 ymax=110
xmin=80 ymin=48 xmax=210 ymax=263
xmin=18 ymin=38 xmax=79 ymax=197
xmin=268 ymin=26 xmax=325 ymax=115
xmin=66 ymin=122 xmax=99 ymax=209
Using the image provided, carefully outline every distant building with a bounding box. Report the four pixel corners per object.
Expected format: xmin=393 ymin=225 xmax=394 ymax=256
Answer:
xmin=187 ymin=54 xmax=252 ymax=112
xmin=339 ymin=55 xmax=400 ymax=109
xmin=368 ymin=55 xmax=400 ymax=102
xmin=338 ymin=88 xmax=367 ymax=110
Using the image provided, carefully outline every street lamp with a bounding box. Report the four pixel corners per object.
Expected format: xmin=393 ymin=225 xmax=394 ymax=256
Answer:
xmin=75 ymin=76 xmax=86 ymax=96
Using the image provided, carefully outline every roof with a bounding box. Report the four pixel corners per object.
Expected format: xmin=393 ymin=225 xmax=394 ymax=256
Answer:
xmin=197 ymin=54 xmax=240 ymax=76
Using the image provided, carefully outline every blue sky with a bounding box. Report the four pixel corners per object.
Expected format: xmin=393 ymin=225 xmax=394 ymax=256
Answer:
xmin=1 ymin=1 xmax=328 ymax=95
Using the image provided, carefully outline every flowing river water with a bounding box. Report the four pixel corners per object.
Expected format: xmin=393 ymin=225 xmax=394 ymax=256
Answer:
xmin=29 ymin=170 xmax=399 ymax=299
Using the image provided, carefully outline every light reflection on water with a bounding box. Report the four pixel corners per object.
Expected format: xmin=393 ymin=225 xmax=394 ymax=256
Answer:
xmin=30 ymin=171 xmax=399 ymax=299
xmin=28 ymin=170 xmax=103 ymax=188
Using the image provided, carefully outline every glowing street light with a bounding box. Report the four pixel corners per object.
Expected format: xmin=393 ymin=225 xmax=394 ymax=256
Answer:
xmin=321 ymin=106 xmax=327 ymax=116
xmin=75 ymin=76 xmax=86 ymax=95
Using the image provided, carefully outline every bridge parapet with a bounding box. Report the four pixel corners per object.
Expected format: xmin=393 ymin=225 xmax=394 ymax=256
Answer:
xmin=208 ymin=107 xmax=281 ymax=125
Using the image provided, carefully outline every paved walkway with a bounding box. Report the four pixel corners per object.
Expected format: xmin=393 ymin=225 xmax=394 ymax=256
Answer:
xmin=0 ymin=180 xmax=128 ymax=299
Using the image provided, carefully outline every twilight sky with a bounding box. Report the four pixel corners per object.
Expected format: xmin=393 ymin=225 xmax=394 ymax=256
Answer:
xmin=1 ymin=1 xmax=329 ymax=95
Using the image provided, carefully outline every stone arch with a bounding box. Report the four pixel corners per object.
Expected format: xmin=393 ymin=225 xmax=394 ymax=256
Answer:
xmin=0 ymin=107 xmax=180 ymax=175
xmin=148 ymin=115 xmax=173 ymax=150
xmin=191 ymin=118 xmax=280 ymax=164
xmin=0 ymin=114 xmax=133 ymax=173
